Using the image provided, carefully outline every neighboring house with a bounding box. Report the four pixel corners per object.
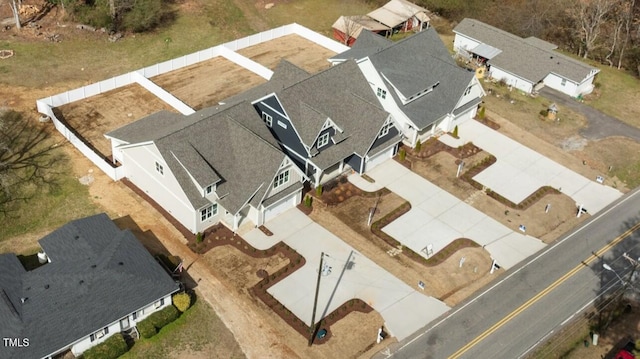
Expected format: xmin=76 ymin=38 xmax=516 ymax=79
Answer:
xmin=330 ymin=29 xmax=485 ymax=146
xmin=367 ymin=0 xmax=430 ymax=33
xmin=331 ymin=0 xmax=429 ymax=46
xmin=453 ymin=18 xmax=600 ymax=97
xmin=332 ymin=15 xmax=391 ymax=46
xmin=106 ymin=99 xmax=306 ymax=233
xmin=249 ymin=60 xmax=402 ymax=187
xmin=0 ymin=214 xmax=179 ymax=359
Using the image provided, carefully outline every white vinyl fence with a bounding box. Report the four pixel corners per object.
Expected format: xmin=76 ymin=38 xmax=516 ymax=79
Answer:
xmin=36 ymin=23 xmax=349 ymax=181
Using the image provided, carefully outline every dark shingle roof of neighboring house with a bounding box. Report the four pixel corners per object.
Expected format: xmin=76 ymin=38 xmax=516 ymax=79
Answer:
xmin=454 ymin=18 xmax=598 ymax=84
xmin=0 ymin=214 xmax=179 ymax=359
xmin=334 ymin=28 xmax=475 ymax=131
xmin=277 ymin=60 xmax=394 ymax=169
xmin=155 ymin=102 xmax=286 ymax=213
xmin=330 ymin=30 xmax=393 ymax=62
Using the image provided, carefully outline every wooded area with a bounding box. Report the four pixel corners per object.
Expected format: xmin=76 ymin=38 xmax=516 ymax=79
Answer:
xmin=367 ymin=0 xmax=640 ymax=76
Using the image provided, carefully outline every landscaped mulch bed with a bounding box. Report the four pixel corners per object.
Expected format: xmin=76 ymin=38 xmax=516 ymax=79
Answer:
xmin=186 ymin=223 xmax=373 ymax=345
xmin=406 ymin=139 xmax=482 ymax=159
xmin=313 ymin=175 xmax=390 ymax=206
xmin=475 ymin=116 xmax=501 ymax=130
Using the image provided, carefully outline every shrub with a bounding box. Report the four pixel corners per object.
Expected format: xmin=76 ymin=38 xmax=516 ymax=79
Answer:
xmin=148 ymin=305 xmax=180 ymax=331
xmin=539 ymin=109 xmax=548 ymax=117
xmin=137 ymin=318 xmax=157 ymax=339
xmin=478 ymin=106 xmax=486 ymax=119
xmin=304 ymin=195 xmax=313 ymax=207
xmin=414 ymin=139 xmax=422 ymax=152
xmin=82 ymin=333 xmax=128 ymax=359
xmin=121 ymin=0 xmax=165 ymax=32
xmin=196 ymin=232 xmax=203 ymax=243
xmin=452 ymin=125 xmax=459 ymax=138
xmin=398 ymin=148 xmax=406 ymax=161
xmin=173 ymin=292 xmax=192 ymax=313
xmin=316 ymin=185 xmax=323 ymax=197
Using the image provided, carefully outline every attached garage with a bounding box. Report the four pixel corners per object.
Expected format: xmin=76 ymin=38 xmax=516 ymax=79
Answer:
xmin=262 ymin=183 xmax=303 ymax=223
xmin=365 ymin=143 xmax=397 ymax=172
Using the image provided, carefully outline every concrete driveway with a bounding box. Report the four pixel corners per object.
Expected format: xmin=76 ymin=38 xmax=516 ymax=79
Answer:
xmin=242 ymin=209 xmax=450 ymax=341
xmin=540 ymin=87 xmax=640 ymax=142
xmin=361 ymin=161 xmax=546 ymax=270
xmin=440 ymin=120 xmax=623 ymax=213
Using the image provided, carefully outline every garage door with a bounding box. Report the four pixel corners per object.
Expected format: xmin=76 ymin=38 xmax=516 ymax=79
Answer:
xmin=366 ymin=144 xmax=396 ymax=171
xmin=264 ymin=193 xmax=297 ymax=223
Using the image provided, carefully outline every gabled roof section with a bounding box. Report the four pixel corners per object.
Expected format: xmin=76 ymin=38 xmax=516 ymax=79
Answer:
xmin=330 ymin=30 xmax=393 ymax=61
xmin=367 ymin=0 xmax=430 ymax=28
xmin=277 ymin=60 xmax=394 ymax=169
xmin=367 ymin=28 xmax=475 ymax=130
xmin=155 ymin=102 xmax=286 ymax=214
xmin=332 ymin=15 xmax=390 ymax=39
xmin=105 ymin=110 xmax=188 ymax=144
xmin=454 ymin=18 xmax=599 ymax=83
xmin=1 ymin=214 xmax=179 ymax=359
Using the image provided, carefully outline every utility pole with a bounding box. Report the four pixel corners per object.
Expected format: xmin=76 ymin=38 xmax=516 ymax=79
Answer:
xmin=309 ymin=252 xmax=324 ymax=346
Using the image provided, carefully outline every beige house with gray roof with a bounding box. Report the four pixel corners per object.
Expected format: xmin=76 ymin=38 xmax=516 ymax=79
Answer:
xmin=453 ymin=18 xmax=599 ymax=97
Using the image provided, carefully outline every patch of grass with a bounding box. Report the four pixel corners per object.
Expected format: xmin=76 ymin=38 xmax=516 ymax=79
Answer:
xmin=585 ymin=65 xmax=640 ymax=128
xmin=259 ymin=0 xmax=378 ymax=36
xmin=0 ymin=148 xmax=99 ymax=244
xmin=121 ymin=299 xmax=245 ymax=359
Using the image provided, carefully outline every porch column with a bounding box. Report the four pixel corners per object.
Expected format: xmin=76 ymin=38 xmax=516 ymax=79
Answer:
xmin=233 ymin=214 xmax=239 ymax=231
xmin=339 ymin=160 xmax=344 ymax=173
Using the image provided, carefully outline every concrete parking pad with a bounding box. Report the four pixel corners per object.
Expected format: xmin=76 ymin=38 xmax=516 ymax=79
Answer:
xmin=242 ymin=209 xmax=449 ymax=340
xmin=365 ymin=161 xmax=545 ymax=269
xmin=440 ymin=120 xmax=623 ymax=213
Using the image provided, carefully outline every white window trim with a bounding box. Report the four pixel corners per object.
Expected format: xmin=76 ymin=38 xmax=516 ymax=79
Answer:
xmin=273 ymin=170 xmax=290 ymax=189
xmin=205 ymin=185 xmax=213 ymax=195
xmin=317 ymin=132 xmax=330 ymax=148
xmin=155 ymin=161 xmax=164 ymax=175
xmin=200 ymin=204 xmax=218 ymax=222
xmin=463 ymin=86 xmax=472 ymax=96
xmin=154 ymin=297 xmax=165 ymax=309
xmin=262 ymin=112 xmax=273 ymax=127
xmin=90 ymin=327 xmax=109 ymax=342
xmin=561 ymin=78 xmax=567 ymax=86
xmin=379 ymin=122 xmax=394 ymax=138
xmin=377 ymin=87 xmax=387 ymax=99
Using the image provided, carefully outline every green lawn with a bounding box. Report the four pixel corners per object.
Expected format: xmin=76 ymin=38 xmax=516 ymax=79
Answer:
xmin=585 ymin=65 xmax=640 ymax=128
xmin=121 ymin=300 xmax=245 ymax=359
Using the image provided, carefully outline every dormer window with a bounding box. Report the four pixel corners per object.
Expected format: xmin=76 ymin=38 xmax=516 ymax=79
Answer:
xmin=317 ymin=132 xmax=330 ymax=148
xmin=205 ymin=185 xmax=213 ymax=195
xmin=262 ymin=112 xmax=273 ymax=127
xmin=377 ymin=88 xmax=387 ymax=99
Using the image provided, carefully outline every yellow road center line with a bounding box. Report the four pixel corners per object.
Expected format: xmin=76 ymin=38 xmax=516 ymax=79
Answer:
xmin=448 ymin=222 xmax=640 ymax=359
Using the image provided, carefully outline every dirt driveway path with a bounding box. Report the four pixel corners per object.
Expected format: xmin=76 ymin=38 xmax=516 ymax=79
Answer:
xmin=68 ymin=149 xmax=298 ymax=359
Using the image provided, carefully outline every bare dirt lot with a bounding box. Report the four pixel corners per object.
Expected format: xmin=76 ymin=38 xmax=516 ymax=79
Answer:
xmin=151 ymin=56 xmax=267 ymax=110
xmin=53 ymin=83 xmax=177 ymax=158
xmin=237 ymin=34 xmax=335 ymax=73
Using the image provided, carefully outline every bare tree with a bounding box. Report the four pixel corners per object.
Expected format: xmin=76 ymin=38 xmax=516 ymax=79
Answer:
xmin=338 ymin=16 xmax=363 ymax=46
xmin=617 ymin=0 xmax=638 ymax=69
xmin=569 ymin=0 xmax=620 ymax=59
xmin=7 ymin=0 xmax=22 ymax=30
xmin=0 ymin=110 xmax=61 ymax=215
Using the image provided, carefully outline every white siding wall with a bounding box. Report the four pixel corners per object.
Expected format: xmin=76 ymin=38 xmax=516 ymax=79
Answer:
xmin=453 ymin=34 xmax=480 ymax=53
xmin=489 ymin=67 xmax=534 ymax=94
xmin=543 ymin=73 xmax=579 ymax=97
xmin=575 ymin=77 xmax=596 ymax=96
xmin=121 ymin=144 xmax=197 ymax=232
xmin=70 ymin=294 xmax=173 ymax=356
xmin=195 ymin=202 xmax=227 ymax=233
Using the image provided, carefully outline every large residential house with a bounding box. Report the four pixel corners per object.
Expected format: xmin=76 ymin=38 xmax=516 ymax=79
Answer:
xmin=453 ymin=18 xmax=600 ymax=97
xmin=0 ymin=214 xmax=179 ymax=359
xmin=330 ymin=29 xmax=485 ymax=146
xmin=106 ymin=60 xmax=401 ymax=233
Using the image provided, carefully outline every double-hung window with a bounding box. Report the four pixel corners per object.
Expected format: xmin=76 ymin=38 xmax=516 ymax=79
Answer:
xmin=379 ymin=122 xmax=394 ymax=138
xmin=262 ymin=112 xmax=273 ymax=127
xmin=377 ymin=88 xmax=387 ymax=99
xmin=200 ymin=204 xmax=218 ymax=222
xmin=317 ymin=132 xmax=330 ymax=148
xmin=273 ymin=170 xmax=290 ymax=189
xmin=155 ymin=161 xmax=164 ymax=175
xmin=90 ymin=327 xmax=109 ymax=342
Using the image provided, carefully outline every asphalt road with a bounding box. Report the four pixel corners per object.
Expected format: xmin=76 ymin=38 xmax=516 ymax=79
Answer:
xmin=374 ymin=187 xmax=640 ymax=359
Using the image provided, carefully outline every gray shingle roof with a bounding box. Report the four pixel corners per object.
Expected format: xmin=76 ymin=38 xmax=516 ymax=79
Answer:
xmin=0 ymin=214 xmax=179 ymax=359
xmin=364 ymin=28 xmax=476 ymax=130
xmin=277 ymin=60 xmax=395 ymax=169
xmin=454 ymin=18 xmax=598 ymax=83
xmin=330 ymin=30 xmax=393 ymax=61
xmin=155 ymin=101 xmax=286 ymax=214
